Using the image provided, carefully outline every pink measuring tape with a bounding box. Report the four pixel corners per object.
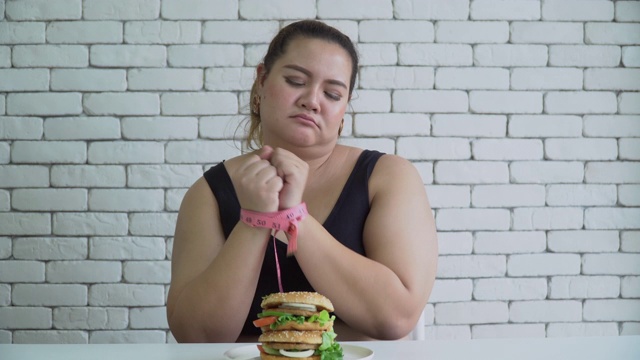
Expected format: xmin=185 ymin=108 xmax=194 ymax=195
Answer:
xmin=240 ymin=203 xmax=308 ymax=292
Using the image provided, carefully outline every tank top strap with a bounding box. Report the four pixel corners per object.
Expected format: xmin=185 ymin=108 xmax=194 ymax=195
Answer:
xmin=203 ymin=162 xmax=240 ymax=239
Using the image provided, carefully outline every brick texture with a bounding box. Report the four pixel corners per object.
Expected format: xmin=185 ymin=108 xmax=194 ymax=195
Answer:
xmin=0 ymin=0 xmax=637 ymax=344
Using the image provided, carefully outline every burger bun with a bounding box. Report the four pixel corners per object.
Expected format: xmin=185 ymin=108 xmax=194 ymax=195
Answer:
xmin=261 ymin=292 xmax=334 ymax=312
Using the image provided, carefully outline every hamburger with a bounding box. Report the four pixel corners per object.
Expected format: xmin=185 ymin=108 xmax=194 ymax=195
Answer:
xmin=254 ymin=291 xmax=343 ymax=360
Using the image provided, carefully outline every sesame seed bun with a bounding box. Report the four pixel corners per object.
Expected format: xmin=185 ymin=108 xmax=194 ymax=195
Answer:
xmin=261 ymin=291 xmax=334 ymax=312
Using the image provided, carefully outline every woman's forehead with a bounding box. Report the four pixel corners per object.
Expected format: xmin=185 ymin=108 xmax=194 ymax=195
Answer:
xmin=275 ymin=38 xmax=352 ymax=79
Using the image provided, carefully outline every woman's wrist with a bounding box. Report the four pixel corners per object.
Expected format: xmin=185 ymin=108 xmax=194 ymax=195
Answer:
xmin=239 ymin=203 xmax=308 ymax=255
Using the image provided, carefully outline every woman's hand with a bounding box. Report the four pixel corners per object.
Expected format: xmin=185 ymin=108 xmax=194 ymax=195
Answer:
xmin=269 ymin=147 xmax=309 ymax=210
xmin=228 ymin=146 xmax=283 ymax=213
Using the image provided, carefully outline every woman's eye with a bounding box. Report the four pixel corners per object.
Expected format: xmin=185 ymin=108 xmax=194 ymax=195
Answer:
xmin=325 ymin=92 xmax=342 ymax=101
xmin=285 ymin=78 xmax=304 ymax=86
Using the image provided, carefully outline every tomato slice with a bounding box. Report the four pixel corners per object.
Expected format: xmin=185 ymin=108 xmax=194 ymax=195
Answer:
xmin=257 ymin=344 xmax=265 ymax=354
xmin=253 ymin=316 xmax=277 ymax=328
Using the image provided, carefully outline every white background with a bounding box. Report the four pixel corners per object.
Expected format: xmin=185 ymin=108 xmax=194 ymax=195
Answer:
xmin=0 ymin=0 xmax=639 ymax=344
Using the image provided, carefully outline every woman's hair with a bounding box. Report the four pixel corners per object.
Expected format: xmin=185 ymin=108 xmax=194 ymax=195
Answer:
xmin=245 ymin=20 xmax=359 ymax=150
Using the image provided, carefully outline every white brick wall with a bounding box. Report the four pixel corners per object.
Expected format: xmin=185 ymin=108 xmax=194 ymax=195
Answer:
xmin=0 ymin=0 xmax=638 ymax=344
xmin=5 ymin=0 xmax=82 ymax=21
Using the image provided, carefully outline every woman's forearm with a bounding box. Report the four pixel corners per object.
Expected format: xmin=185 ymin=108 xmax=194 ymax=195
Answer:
xmin=293 ymin=217 xmax=436 ymax=340
xmin=168 ymin=223 xmax=271 ymax=342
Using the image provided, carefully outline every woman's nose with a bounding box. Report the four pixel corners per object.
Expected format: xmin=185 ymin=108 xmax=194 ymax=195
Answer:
xmin=298 ymin=88 xmax=320 ymax=112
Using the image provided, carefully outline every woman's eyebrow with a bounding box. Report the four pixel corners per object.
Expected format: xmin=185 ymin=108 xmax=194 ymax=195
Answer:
xmin=283 ymin=64 xmax=348 ymax=90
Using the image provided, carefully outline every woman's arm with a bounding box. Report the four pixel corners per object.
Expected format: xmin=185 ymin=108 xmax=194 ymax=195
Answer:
xmin=294 ymin=154 xmax=437 ymax=340
xmin=167 ymin=149 xmax=284 ymax=342
xmin=166 ymin=177 xmax=271 ymax=342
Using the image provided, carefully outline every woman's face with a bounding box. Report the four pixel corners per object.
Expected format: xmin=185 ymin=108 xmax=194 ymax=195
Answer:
xmin=258 ymin=37 xmax=352 ymax=148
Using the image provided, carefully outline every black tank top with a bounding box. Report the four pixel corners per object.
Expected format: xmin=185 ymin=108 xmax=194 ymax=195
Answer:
xmin=203 ymin=149 xmax=384 ymax=336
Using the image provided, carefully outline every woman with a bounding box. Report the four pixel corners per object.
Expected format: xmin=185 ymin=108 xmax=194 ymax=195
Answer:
xmin=167 ymin=20 xmax=437 ymax=343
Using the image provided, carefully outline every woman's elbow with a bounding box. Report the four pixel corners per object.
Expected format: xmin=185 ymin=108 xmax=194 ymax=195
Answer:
xmin=168 ymin=311 xmax=209 ymax=343
xmin=373 ymin=318 xmax=415 ymax=340
xmin=371 ymin=310 xmax=421 ymax=340
xmin=168 ymin=314 xmax=199 ymax=343
xmin=169 ymin=312 xmax=241 ymax=343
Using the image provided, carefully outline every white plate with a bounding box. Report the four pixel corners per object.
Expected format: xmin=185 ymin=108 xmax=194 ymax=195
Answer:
xmin=224 ymin=344 xmax=374 ymax=360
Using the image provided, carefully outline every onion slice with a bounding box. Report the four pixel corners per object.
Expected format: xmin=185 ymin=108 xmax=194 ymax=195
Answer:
xmin=279 ymin=303 xmax=317 ymax=312
xmin=279 ymin=349 xmax=315 ymax=358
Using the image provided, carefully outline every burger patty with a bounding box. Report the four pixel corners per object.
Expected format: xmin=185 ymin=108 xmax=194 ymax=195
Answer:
xmin=259 ymin=330 xmax=324 ymax=344
xmin=264 ymin=342 xmax=318 ymax=351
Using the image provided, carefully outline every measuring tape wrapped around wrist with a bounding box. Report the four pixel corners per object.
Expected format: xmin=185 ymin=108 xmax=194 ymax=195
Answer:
xmin=240 ymin=202 xmax=308 ymax=256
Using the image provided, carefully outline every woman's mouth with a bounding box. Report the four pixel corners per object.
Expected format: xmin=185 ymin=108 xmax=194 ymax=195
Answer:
xmin=291 ymin=113 xmax=318 ymax=127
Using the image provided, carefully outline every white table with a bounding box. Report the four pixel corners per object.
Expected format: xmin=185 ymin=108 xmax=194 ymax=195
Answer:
xmin=1 ymin=336 xmax=639 ymax=360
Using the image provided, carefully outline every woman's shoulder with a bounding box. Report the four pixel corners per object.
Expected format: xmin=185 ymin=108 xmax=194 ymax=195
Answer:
xmin=217 ymin=150 xmax=268 ymax=177
xmin=375 ymin=152 xmax=415 ymax=171
xmin=213 ymin=153 xmax=245 ymax=174
xmin=179 ymin=176 xmax=218 ymax=216
xmin=333 ymin=145 xmax=415 ymax=174
xmin=185 ymin=155 xmax=246 ymax=209
xmin=346 ymin=147 xmax=413 ymax=173
xmin=366 ymin=151 xmax=423 ymax=194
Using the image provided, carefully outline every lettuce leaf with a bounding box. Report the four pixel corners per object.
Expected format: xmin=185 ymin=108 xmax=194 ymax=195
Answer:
xmin=307 ymin=310 xmax=336 ymax=326
xmin=272 ymin=314 xmax=305 ymax=329
xmin=319 ymin=330 xmax=337 ymax=351
xmin=319 ymin=344 xmax=343 ymax=360
xmin=258 ymin=309 xmax=336 ymax=329
xmin=260 ymin=345 xmax=281 ymax=356
xmin=316 ymin=331 xmax=343 ymax=360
